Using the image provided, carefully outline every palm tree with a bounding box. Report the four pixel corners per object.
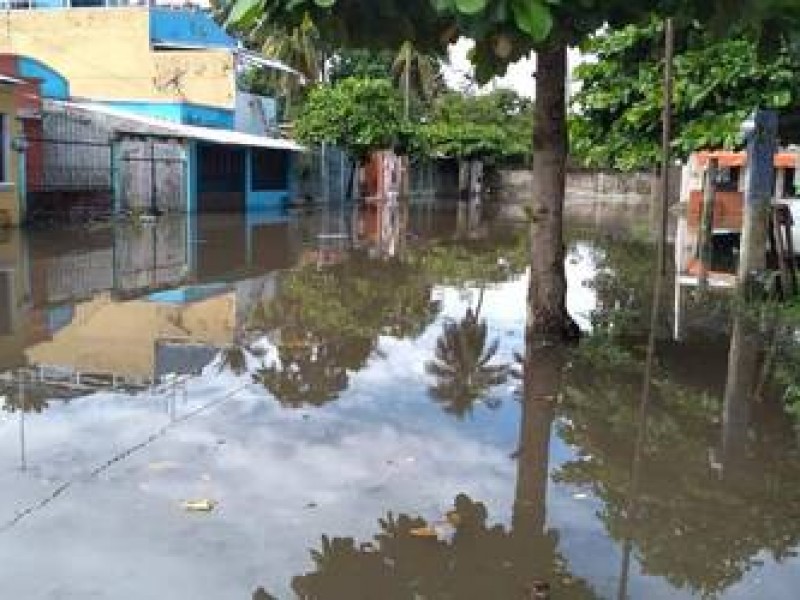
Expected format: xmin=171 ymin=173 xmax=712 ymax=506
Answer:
xmin=259 ymin=15 xmax=325 ymax=84
xmin=425 ymin=303 xmax=509 ymax=419
xmin=391 ymin=41 xmax=442 ymax=119
xmin=238 ymin=15 xmax=326 ymax=121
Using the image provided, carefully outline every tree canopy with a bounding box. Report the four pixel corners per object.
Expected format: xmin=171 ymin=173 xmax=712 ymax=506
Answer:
xmin=571 ymin=20 xmax=800 ymax=170
xmin=228 ymin=1 xmax=800 ymax=82
xmin=294 ymin=77 xmax=406 ymax=161
xmin=420 ymin=89 xmax=533 ymax=160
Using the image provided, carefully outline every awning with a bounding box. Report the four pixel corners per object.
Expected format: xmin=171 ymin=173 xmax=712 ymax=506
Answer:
xmin=695 ymin=150 xmax=797 ymax=169
xmin=234 ymin=49 xmax=305 ymax=81
xmin=48 ymin=100 xmax=305 ymax=152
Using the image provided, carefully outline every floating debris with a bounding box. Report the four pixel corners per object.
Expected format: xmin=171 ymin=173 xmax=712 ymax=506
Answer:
xmin=148 ymin=461 xmax=181 ymax=472
xmin=409 ymin=526 xmax=438 ymax=538
xmin=181 ymin=499 xmax=217 ymax=512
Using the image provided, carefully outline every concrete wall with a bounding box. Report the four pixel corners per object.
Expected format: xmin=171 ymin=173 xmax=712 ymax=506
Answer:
xmin=0 ymin=8 xmax=235 ymax=109
xmin=235 ymin=91 xmax=278 ymax=135
xmin=494 ymin=167 xmax=682 ymax=219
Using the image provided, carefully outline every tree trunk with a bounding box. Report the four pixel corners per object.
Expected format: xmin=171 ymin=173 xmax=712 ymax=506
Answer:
xmin=512 ymin=342 xmax=561 ymax=537
xmin=529 ymin=44 xmax=573 ymax=342
xmin=721 ymin=314 xmax=760 ymax=474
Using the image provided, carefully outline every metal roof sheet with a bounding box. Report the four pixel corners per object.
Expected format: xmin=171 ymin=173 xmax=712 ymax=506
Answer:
xmin=51 ymin=100 xmax=305 ymax=152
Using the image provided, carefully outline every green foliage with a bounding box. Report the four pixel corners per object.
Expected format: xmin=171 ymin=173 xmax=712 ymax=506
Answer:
xmin=412 ymin=227 xmax=528 ymax=286
xmin=420 ymin=89 xmax=533 ymax=160
xmin=571 ymin=21 xmax=800 ymax=170
xmin=295 ymin=76 xmax=532 ymax=163
xmin=294 ymin=77 xmax=406 ymax=161
xmin=557 ymin=333 xmax=800 ymax=596
xmin=328 ymin=48 xmax=395 ymax=83
xmin=250 ymin=251 xmax=440 ymax=406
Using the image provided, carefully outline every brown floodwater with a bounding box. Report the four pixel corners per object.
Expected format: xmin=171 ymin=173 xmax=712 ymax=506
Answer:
xmin=0 ymin=201 xmax=799 ymax=599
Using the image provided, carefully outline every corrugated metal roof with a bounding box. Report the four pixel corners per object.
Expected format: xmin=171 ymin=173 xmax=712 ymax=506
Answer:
xmin=695 ymin=150 xmax=798 ymax=168
xmin=52 ymin=100 xmax=305 ymax=152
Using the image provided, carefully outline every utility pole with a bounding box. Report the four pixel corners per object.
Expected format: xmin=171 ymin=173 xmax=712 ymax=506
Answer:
xmin=738 ymin=110 xmax=778 ymax=294
xmin=659 ymin=18 xmax=675 ymax=275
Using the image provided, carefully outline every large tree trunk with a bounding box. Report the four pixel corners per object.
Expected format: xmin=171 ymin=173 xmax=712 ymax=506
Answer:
xmin=529 ymin=44 xmax=573 ymax=342
xmin=512 ymin=342 xmax=562 ymax=537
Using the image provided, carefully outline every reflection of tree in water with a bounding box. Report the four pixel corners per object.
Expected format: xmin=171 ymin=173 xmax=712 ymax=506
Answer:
xmin=575 ymin=229 xmax=663 ymax=339
xmin=425 ymin=299 xmax=509 ymax=419
xmin=1 ymin=381 xmax=56 ymax=413
xmin=217 ymin=341 xmax=268 ymax=377
xmin=288 ymin=493 xmax=597 ymax=600
xmin=260 ymin=337 xmax=592 ymax=599
xmin=556 ymin=316 xmax=800 ymax=597
xmin=250 ymin=253 xmax=440 ymax=407
xmin=253 ymin=334 xmax=373 ymax=408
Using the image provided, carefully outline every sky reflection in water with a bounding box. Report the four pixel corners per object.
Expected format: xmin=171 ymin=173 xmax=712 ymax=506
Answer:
xmin=0 ymin=204 xmax=799 ymax=599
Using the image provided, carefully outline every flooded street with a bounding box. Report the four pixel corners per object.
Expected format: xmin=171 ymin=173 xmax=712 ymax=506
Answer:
xmin=1 ymin=202 xmax=799 ymax=599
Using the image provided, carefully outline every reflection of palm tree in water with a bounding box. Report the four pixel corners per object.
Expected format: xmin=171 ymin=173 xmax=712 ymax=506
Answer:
xmin=272 ymin=338 xmax=591 ymax=599
xmin=425 ymin=288 xmax=509 ymax=418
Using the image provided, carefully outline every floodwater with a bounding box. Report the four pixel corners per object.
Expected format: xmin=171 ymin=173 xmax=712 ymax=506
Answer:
xmin=0 ymin=201 xmax=799 ymax=599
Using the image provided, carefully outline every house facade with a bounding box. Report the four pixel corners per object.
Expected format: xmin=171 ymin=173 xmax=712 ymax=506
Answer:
xmin=0 ymin=76 xmax=24 ymax=226
xmin=0 ymin=1 xmax=301 ymax=222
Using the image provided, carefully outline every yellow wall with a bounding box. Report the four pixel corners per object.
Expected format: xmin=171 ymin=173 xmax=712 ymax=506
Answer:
xmin=26 ymin=292 xmax=237 ymax=379
xmin=0 ymin=228 xmax=29 ymax=367
xmin=0 ymin=8 xmax=235 ymax=109
xmin=0 ymin=85 xmax=21 ymax=227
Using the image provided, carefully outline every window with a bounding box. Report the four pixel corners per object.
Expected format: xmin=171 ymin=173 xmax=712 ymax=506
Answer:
xmin=783 ymin=168 xmax=797 ymax=198
xmin=716 ymin=166 xmax=740 ymax=192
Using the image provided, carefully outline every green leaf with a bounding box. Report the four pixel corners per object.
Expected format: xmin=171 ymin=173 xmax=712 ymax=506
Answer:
xmin=454 ymin=0 xmax=488 ymax=15
xmin=227 ymin=0 xmax=264 ymax=26
xmin=511 ymin=0 xmax=553 ymax=42
xmin=314 ymin=0 xmax=337 ymax=7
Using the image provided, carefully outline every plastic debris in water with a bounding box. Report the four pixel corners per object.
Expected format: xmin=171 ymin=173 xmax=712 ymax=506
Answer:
xmin=409 ymin=526 xmax=438 ymax=538
xmin=148 ymin=461 xmax=181 ymax=472
xmin=181 ymin=499 xmax=217 ymax=512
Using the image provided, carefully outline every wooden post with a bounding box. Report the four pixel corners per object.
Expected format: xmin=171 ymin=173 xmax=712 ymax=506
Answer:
xmin=698 ymin=158 xmax=718 ymax=290
xmin=738 ymin=110 xmax=778 ymax=296
xmin=659 ymin=18 xmax=675 ymax=275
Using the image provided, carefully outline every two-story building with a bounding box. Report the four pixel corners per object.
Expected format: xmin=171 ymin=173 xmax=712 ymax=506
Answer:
xmin=0 ymin=1 xmax=302 ymax=221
